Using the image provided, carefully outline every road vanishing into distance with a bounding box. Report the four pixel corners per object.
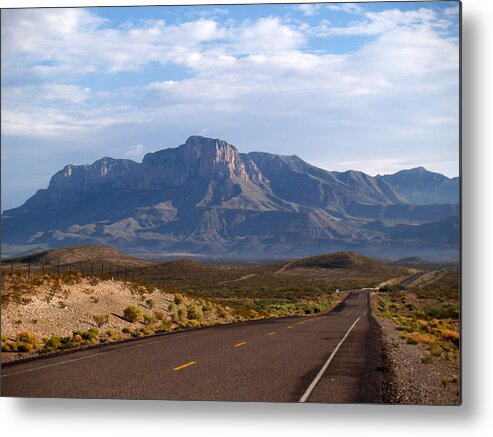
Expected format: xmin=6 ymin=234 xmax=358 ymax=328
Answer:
xmin=1 ymin=290 xmax=389 ymax=403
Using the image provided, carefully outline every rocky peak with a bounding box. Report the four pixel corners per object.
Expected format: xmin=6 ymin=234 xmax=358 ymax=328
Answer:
xmin=140 ymin=136 xmax=266 ymax=188
xmin=181 ymin=135 xmax=248 ymax=180
xmin=48 ymin=157 xmax=139 ymax=192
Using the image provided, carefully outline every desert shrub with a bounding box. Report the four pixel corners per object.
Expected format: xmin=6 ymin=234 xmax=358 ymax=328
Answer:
xmin=73 ymin=328 xmax=99 ymax=343
xmin=379 ymin=284 xmax=405 ymax=293
xmin=123 ymin=305 xmax=142 ymax=323
xmin=177 ymin=307 xmax=187 ymax=322
xmin=43 ymin=336 xmax=61 ymax=350
xmin=425 ymin=303 xmax=459 ymax=320
xmin=429 ymin=342 xmax=443 ymax=357
xmin=17 ymin=342 xmax=34 ymax=353
xmin=18 ymin=331 xmax=37 ymax=345
xmin=106 ymin=329 xmax=118 ymax=338
xmin=441 ymin=329 xmax=460 ymax=346
xmin=143 ymin=313 xmax=156 ymax=325
xmin=186 ymin=320 xmax=201 ymax=329
xmin=1 ymin=338 xmax=19 ymax=352
xmin=122 ymin=327 xmax=132 ymax=334
xmin=92 ymin=314 xmax=110 ymax=327
xmin=90 ymin=296 xmax=100 ymax=304
xmin=156 ymin=320 xmax=172 ymax=333
xmin=2 ymin=343 xmax=13 ymax=352
xmin=140 ymin=326 xmax=154 ymax=335
xmin=89 ymin=277 xmax=99 ymax=286
xmin=145 ymin=298 xmax=156 ymax=309
xmin=216 ymin=307 xmax=228 ymax=318
xmin=187 ymin=305 xmax=203 ymax=320
xmin=202 ymin=303 xmax=213 ymax=313
xmin=174 ymin=293 xmax=184 ymax=305
xmin=153 ymin=310 xmax=165 ymax=321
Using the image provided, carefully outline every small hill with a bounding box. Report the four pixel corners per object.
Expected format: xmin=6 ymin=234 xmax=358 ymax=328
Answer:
xmin=151 ymin=259 xmax=211 ymax=277
xmin=289 ymin=251 xmax=391 ymax=271
xmin=6 ymin=245 xmax=152 ymax=268
xmin=393 ymin=256 xmax=429 ymax=266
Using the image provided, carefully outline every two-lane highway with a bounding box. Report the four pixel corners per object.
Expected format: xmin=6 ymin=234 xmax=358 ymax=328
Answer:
xmin=1 ymin=290 xmax=389 ymax=402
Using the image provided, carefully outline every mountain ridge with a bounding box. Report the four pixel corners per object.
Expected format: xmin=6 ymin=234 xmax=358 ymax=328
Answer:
xmin=2 ymin=135 xmax=460 ymax=260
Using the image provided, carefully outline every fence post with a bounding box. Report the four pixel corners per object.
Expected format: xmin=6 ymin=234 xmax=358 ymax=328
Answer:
xmin=28 ymin=262 xmax=31 ymax=279
xmin=57 ymin=259 xmax=60 ymax=277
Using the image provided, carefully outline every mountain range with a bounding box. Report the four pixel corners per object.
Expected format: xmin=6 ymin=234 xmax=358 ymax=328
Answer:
xmin=1 ymin=136 xmax=460 ymax=260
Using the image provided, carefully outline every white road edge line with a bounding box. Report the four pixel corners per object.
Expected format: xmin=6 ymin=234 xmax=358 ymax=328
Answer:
xmin=298 ymin=316 xmax=362 ymax=403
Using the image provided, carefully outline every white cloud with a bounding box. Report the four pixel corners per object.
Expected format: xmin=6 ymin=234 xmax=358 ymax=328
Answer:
xmin=326 ymin=4 xmax=364 ymax=15
xmin=1 ymin=4 xmax=459 ymax=211
xmin=295 ymin=4 xmax=322 ymax=17
xmin=231 ymin=17 xmax=305 ymax=53
xmin=444 ymin=6 xmax=460 ymax=16
xmin=125 ymin=144 xmax=145 ymax=159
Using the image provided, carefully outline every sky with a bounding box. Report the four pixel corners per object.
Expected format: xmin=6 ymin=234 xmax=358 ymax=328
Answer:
xmin=1 ymin=1 xmax=460 ymax=211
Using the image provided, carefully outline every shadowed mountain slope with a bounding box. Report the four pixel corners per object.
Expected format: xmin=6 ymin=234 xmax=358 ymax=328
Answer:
xmin=2 ymin=136 xmax=459 ymax=260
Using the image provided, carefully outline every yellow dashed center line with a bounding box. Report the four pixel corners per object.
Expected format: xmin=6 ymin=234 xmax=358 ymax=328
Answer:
xmin=234 ymin=341 xmax=247 ymax=347
xmin=287 ymin=325 xmax=294 ymax=329
xmin=267 ymin=331 xmax=276 ymax=336
xmin=173 ymin=361 xmax=197 ymax=371
xmin=297 ymin=321 xmax=306 ymax=325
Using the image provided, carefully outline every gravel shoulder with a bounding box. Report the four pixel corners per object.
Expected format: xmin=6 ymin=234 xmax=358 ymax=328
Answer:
xmin=374 ymin=312 xmax=461 ymax=405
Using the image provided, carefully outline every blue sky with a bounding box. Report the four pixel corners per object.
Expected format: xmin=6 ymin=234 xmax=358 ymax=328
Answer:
xmin=1 ymin=1 xmax=460 ymax=211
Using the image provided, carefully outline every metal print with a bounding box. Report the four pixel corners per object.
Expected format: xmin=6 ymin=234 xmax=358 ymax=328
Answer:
xmin=0 ymin=1 xmax=460 ymax=404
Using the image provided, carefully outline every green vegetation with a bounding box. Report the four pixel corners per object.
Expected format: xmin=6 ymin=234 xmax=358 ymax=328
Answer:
xmin=187 ymin=305 xmax=203 ymax=320
xmin=92 ymin=314 xmax=110 ymax=327
xmin=2 ymin=248 xmax=411 ymax=359
xmin=123 ymin=305 xmax=142 ymax=323
xmin=376 ymin=270 xmax=459 ymax=364
xmin=143 ymin=313 xmax=156 ymax=325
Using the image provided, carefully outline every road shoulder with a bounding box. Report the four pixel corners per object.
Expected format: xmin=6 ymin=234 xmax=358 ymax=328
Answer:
xmin=373 ymin=307 xmax=460 ymax=405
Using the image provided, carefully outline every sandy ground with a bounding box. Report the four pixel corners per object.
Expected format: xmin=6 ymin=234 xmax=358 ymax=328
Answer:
xmin=1 ymin=277 xmax=233 ymax=341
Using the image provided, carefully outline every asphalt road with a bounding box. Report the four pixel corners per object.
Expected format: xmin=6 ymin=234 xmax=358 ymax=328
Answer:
xmin=1 ymin=290 xmax=390 ymax=403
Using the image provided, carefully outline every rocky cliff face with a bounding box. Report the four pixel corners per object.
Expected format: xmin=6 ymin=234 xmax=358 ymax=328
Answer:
xmin=49 ymin=136 xmax=267 ymax=192
xmin=2 ymin=136 xmax=460 ymax=260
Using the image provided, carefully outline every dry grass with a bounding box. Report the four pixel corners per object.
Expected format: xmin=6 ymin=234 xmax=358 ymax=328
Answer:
xmin=375 ymin=270 xmax=459 ymax=363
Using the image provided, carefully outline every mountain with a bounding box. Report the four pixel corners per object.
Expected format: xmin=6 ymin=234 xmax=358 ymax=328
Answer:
xmin=289 ymin=251 xmax=392 ymax=271
xmin=1 ymin=135 xmax=460 ymax=260
xmin=377 ymin=167 xmax=459 ymax=205
xmin=7 ymin=244 xmax=152 ymax=268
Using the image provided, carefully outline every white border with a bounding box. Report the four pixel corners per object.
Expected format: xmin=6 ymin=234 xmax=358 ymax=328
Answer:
xmin=2 ymin=0 xmax=493 ymax=436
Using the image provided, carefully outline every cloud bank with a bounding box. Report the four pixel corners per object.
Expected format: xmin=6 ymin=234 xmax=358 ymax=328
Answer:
xmin=1 ymin=2 xmax=460 ymax=210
